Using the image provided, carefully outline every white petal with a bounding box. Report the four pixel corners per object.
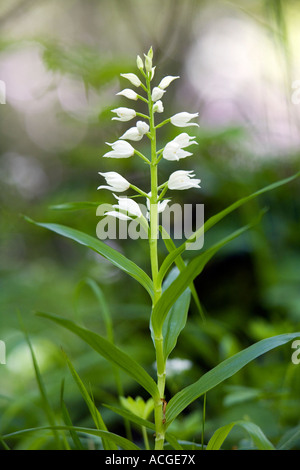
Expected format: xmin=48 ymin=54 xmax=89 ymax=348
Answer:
xmin=151 ymin=87 xmax=165 ymax=102
xmin=98 ymin=171 xmax=130 ymax=191
xmin=170 ymin=112 xmax=199 ymax=127
xmin=136 ymin=121 xmax=150 ymax=135
xmin=120 ymin=73 xmax=141 ymax=87
xmin=168 ymin=170 xmax=201 ymax=190
xmin=158 ymin=75 xmax=179 ymax=90
xmin=153 ymin=100 xmax=164 ymax=113
xmin=104 ymin=211 xmax=132 ymax=221
xmin=117 ymin=89 xmax=138 ymax=100
xmin=158 ymin=199 xmax=171 ymax=213
xmin=111 ymin=107 xmax=136 ymax=122
xmin=120 ymin=127 xmax=144 ymax=141
xmin=103 ymin=140 xmax=135 ymax=158
xmin=173 ymin=132 xmax=197 ymax=148
xmin=113 ymin=195 xmax=142 ymax=217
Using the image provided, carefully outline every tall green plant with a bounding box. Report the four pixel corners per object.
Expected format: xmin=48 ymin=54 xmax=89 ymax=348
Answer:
xmin=22 ymin=48 xmax=300 ymax=451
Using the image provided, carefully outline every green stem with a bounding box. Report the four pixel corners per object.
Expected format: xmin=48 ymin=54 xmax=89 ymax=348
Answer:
xmin=146 ymin=73 xmax=166 ymax=451
xmin=134 ymin=149 xmax=150 ymax=164
xmin=142 ymin=426 xmax=150 ymax=450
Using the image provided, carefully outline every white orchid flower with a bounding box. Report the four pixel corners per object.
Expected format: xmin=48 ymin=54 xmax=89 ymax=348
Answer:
xmin=151 ymin=87 xmax=165 ymax=102
xmin=146 ymin=192 xmax=171 ymax=220
xmin=162 ymin=133 xmax=198 ymax=161
xmin=158 ymin=75 xmax=179 ymax=90
xmin=111 ymin=107 xmax=136 ymax=122
xmin=170 ymin=112 xmax=199 ymax=127
xmin=97 ymin=172 xmax=130 ymax=192
xmin=120 ymin=121 xmax=150 ymax=141
xmin=120 ymin=127 xmax=143 ymax=142
xmin=153 ymin=100 xmax=164 ymax=113
xmin=112 ymin=194 xmax=143 ymax=218
xmin=173 ymin=132 xmax=198 ymax=148
xmin=103 ymin=140 xmax=135 ymax=158
xmin=168 ymin=170 xmax=201 ymax=190
xmin=163 ymin=141 xmax=193 ymax=161
xmin=120 ymin=73 xmax=141 ymax=87
xmin=117 ymin=89 xmax=138 ymax=100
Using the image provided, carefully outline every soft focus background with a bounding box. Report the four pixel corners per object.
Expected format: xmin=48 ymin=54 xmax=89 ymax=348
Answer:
xmin=0 ymin=0 xmax=299 ymax=449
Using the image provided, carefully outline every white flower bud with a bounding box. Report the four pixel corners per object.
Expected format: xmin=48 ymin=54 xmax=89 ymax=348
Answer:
xmin=170 ymin=112 xmax=199 ymax=127
xmin=120 ymin=127 xmax=144 ymax=141
xmin=136 ymin=55 xmax=144 ymax=70
xmin=111 ymin=107 xmax=136 ymax=122
xmin=151 ymin=87 xmax=165 ymax=102
xmin=158 ymin=75 xmax=179 ymax=90
xmin=120 ymin=73 xmax=141 ymax=87
xmin=153 ymin=100 xmax=164 ymax=113
xmin=112 ymin=194 xmax=142 ymax=218
xmin=136 ymin=121 xmax=150 ymax=135
xmin=150 ymin=66 xmax=156 ymax=80
xmin=144 ymin=54 xmax=152 ymax=74
xmin=147 ymin=46 xmax=153 ymax=60
xmin=120 ymin=121 xmax=150 ymax=141
xmin=117 ymin=88 xmax=138 ymax=100
xmin=168 ymin=170 xmax=201 ymax=190
xmin=103 ymin=140 xmax=135 ymax=158
xmin=97 ymin=172 xmax=130 ymax=192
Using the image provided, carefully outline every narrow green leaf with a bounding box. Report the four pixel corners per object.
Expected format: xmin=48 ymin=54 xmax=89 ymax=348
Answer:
xmin=37 ymin=312 xmax=159 ymax=400
xmin=63 ymin=353 xmax=117 ymax=450
xmin=103 ymin=404 xmax=156 ymax=431
xmin=152 ymin=223 xmax=251 ymax=335
xmin=277 ymin=425 xmax=300 ymax=450
xmin=238 ymin=421 xmax=275 ymax=450
xmin=74 ymin=278 xmax=114 ymax=343
xmin=0 ymin=436 xmax=10 ymax=450
xmin=159 ymin=226 xmax=205 ymax=321
xmin=206 ymin=420 xmax=275 ymax=450
xmin=103 ymin=404 xmax=183 ymax=450
xmin=206 ymin=422 xmax=236 ymax=450
xmin=50 ymin=201 xmax=99 ymax=211
xmin=166 ymin=332 xmax=300 ymax=425
xmin=25 ymin=218 xmax=153 ymax=299
xmin=18 ymin=314 xmax=62 ymax=449
xmin=159 ymin=172 xmax=299 ymax=279
xmin=162 ymin=267 xmax=191 ymax=361
xmin=60 ymin=380 xmax=83 ymax=450
xmin=74 ymin=278 xmax=132 ymax=440
xmin=164 ymin=434 xmax=184 ymax=451
xmin=3 ymin=426 xmax=140 ymax=450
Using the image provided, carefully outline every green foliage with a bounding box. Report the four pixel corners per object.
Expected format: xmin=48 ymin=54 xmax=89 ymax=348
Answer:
xmin=1 ymin=0 xmax=300 ymax=451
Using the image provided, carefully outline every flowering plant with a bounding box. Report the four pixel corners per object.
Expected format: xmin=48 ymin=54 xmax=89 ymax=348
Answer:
xmin=19 ymin=48 xmax=300 ymax=451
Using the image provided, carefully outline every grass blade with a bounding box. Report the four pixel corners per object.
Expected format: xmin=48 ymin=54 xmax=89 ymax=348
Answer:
xmin=206 ymin=420 xmax=275 ymax=450
xmin=63 ymin=353 xmax=117 ymax=450
xmin=37 ymin=312 xmax=159 ymax=400
xmin=60 ymin=380 xmax=82 ymax=450
xmin=3 ymin=426 xmax=140 ymax=450
xmin=24 ymin=217 xmax=154 ymax=299
xmin=18 ymin=314 xmax=63 ymax=449
xmin=165 ymin=332 xmax=300 ymax=425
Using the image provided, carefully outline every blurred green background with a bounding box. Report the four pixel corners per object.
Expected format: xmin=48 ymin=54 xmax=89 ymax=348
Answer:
xmin=0 ymin=0 xmax=299 ymax=449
